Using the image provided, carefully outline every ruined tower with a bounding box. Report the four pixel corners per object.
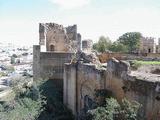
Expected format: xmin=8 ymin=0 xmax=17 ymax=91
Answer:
xmin=140 ymin=37 xmax=156 ymax=53
xmin=34 ymin=22 xmax=82 ymax=81
xmin=82 ymin=39 xmax=93 ymax=52
xmin=39 ymin=23 xmax=81 ymax=52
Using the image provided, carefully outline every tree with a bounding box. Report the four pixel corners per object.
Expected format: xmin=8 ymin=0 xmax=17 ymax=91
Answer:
xmin=93 ymin=36 xmax=112 ymax=53
xmin=88 ymin=98 xmax=141 ymax=120
xmin=108 ymin=42 xmax=128 ymax=53
xmin=89 ymin=98 xmax=120 ymax=120
xmin=118 ymin=32 xmax=142 ymax=53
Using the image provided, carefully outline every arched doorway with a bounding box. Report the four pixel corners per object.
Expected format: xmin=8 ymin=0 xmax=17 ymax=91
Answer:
xmin=148 ymin=48 xmax=151 ymax=53
xmin=50 ymin=45 xmax=55 ymax=51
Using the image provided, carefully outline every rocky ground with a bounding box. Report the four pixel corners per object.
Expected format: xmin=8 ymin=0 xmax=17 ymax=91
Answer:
xmin=130 ymin=64 xmax=160 ymax=82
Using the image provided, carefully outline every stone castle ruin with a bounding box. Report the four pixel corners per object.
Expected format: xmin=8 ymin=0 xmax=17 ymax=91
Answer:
xmin=33 ymin=22 xmax=160 ymax=119
xmin=33 ymin=23 xmax=81 ymax=84
xmin=82 ymin=39 xmax=93 ymax=52
xmin=39 ymin=23 xmax=81 ymax=52
xmin=140 ymin=37 xmax=156 ymax=53
xmin=64 ymin=57 xmax=160 ymax=119
xmin=140 ymin=37 xmax=160 ymax=54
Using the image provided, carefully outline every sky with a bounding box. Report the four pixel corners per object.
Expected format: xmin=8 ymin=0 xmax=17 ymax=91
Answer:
xmin=0 ymin=0 xmax=160 ymax=46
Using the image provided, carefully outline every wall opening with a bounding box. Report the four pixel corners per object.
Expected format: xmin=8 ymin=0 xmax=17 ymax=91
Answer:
xmin=50 ymin=45 xmax=55 ymax=51
xmin=148 ymin=48 xmax=151 ymax=53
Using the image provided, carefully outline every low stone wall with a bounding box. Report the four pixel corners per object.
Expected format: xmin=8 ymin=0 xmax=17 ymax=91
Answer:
xmin=98 ymin=53 xmax=160 ymax=63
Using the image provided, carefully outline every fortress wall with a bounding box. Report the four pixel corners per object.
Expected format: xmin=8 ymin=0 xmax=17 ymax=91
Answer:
xmin=33 ymin=45 xmax=41 ymax=80
xmin=106 ymin=59 xmax=160 ymax=119
xmin=64 ymin=58 xmax=160 ymax=119
xmin=64 ymin=62 xmax=106 ymax=115
xmin=39 ymin=52 xmax=73 ymax=80
xmin=33 ymin=45 xmax=73 ymax=88
xmin=63 ymin=63 xmax=77 ymax=115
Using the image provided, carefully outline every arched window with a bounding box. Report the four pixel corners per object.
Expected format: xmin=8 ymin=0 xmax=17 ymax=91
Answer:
xmin=50 ymin=45 xmax=55 ymax=51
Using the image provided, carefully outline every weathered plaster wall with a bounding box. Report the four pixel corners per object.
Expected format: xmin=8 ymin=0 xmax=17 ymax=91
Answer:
xmin=46 ymin=27 xmax=69 ymax=52
xmin=39 ymin=52 xmax=73 ymax=80
xmin=63 ymin=63 xmax=77 ymax=115
xmin=123 ymin=80 xmax=160 ymax=119
xmin=33 ymin=45 xmax=73 ymax=80
xmin=106 ymin=59 xmax=160 ymax=120
xmin=64 ymin=58 xmax=160 ymax=119
xmin=76 ymin=63 xmax=106 ymax=114
xmin=39 ymin=23 xmax=81 ymax=52
xmin=33 ymin=45 xmax=41 ymax=80
xmin=64 ymin=61 xmax=106 ymax=115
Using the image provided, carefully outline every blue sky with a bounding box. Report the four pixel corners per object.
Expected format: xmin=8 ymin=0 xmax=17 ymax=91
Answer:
xmin=0 ymin=0 xmax=160 ymax=45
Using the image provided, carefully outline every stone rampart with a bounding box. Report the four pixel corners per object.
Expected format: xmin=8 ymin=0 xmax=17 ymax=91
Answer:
xmin=64 ymin=57 xmax=160 ymax=119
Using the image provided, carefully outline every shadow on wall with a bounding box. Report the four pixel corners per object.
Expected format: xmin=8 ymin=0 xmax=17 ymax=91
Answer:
xmin=37 ymin=80 xmax=74 ymax=120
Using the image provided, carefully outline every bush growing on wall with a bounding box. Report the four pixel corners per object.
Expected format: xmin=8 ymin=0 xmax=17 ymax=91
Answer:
xmin=87 ymin=98 xmax=141 ymax=120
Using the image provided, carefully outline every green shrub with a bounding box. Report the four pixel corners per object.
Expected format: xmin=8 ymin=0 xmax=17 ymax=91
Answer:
xmin=0 ymin=72 xmax=7 ymax=77
xmin=88 ymin=98 xmax=141 ymax=120
xmin=0 ymin=79 xmax=74 ymax=120
xmin=130 ymin=60 xmax=142 ymax=70
xmin=0 ymin=92 xmax=43 ymax=120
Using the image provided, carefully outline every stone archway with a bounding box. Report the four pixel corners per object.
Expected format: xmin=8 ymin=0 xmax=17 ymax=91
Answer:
xmin=50 ymin=44 xmax=55 ymax=51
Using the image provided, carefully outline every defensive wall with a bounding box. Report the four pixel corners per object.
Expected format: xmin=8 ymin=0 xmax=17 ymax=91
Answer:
xmin=33 ymin=45 xmax=73 ymax=87
xmin=98 ymin=52 xmax=160 ymax=63
xmin=64 ymin=58 xmax=160 ymax=119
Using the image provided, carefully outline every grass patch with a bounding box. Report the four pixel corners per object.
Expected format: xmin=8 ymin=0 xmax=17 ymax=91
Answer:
xmin=130 ymin=60 xmax=160 ymax=70
xmin=134 ymin=61 xmax=160 ymax=65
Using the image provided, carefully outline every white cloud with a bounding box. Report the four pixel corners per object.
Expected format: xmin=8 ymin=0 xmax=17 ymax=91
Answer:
xmin=49 ymin=0 xmax=91 ymax=9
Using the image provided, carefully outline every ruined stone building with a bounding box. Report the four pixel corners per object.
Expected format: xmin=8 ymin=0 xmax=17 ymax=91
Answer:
xmin=33 ymin=23 xmax=81 ymax=82
xmin=82 ymin=39 xmax=93 ymax=52
xmin=33 ymin=22 xmax=160 ymax=119
xmin=139 ymin=37 xmax=156 ymax=53
xmin=64 ymin=57 xmax=160 ymax=119
xmin=39 ymin=23 xmax=81 ymax=52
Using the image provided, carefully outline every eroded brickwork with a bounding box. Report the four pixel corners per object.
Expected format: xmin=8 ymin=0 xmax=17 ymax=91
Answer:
xmin=39 ymin=23 xmax=81 ymax=52
xmin=64 ymin=57 xmax=160 ymax=119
